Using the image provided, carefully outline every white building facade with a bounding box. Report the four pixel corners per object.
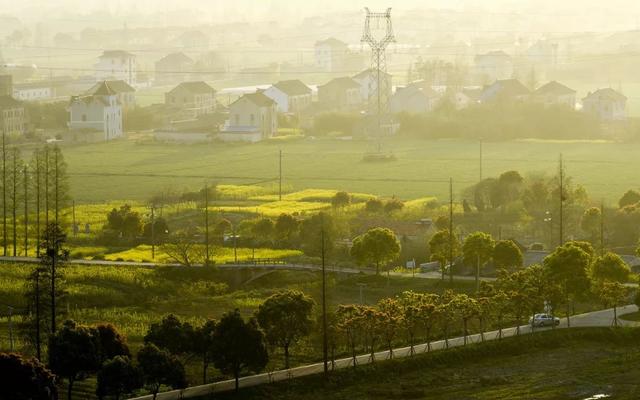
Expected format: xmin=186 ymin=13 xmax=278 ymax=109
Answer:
xmin=95 ymin=50 xmax=137 ymax=87
xmin=68 ymin=81 xmax=123 ymax=141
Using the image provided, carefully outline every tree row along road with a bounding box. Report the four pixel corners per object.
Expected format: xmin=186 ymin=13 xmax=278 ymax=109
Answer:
xmin=126 ymin=305 xmax=639 ymax=400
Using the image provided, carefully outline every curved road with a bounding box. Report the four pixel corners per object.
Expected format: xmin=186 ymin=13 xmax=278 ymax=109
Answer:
xmin=128 ymin=305 xmax=639 ymax=400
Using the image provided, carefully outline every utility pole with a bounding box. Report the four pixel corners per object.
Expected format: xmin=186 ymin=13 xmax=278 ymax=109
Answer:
xmin=233 ymin=223 xmax=238 ymax=264
xmin=35 ymin=152 xmax=40 ymax=257
xmin=559 ymin=154 xmax=564 ymax=246
xmin=72 ymin=200 xmax=76 ymax=238
xmin=150 ymin=205 xmax=155 ymax=259
xmin=479 ymin=139 xmax=483 ymax=182
xmin=34 ymin=268 xmax=41 ymax=360
xmin=12 ymin=148 xmax=16 ymax=257
xmin=2 ymin=129 xmax=6 ymax=256
xmin=449 ymin=178 xmax=454 ymax=284
xmin=44 ymin=147 xmax=48 ymax=228
xmin=321 ymin=215 xmax=328 ymax=377
xmin=54 ymin=149 xmax=58 ymax=225
xmin=24 ymin=164 xmax=28 ymax=256
xmin=278 ymin=150 xmax=282 ymax=201
xmin=7 ymin=305 xmax=13 ymax=351
xmin=361 ymin=7 xmax=395 ymax=139
xmin=600 ymin=201 xmax=605 ymax=255
xmin=204 ymin=184 xmax=209 ymax=265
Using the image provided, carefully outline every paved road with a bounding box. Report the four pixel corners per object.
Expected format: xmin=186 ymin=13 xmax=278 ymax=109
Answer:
xmin=128 ymin=305 xmax=639 ymax=400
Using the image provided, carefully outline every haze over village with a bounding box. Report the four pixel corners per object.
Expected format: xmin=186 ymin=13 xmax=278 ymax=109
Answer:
xmin=4 ymin=1 xmax=640 ymax=400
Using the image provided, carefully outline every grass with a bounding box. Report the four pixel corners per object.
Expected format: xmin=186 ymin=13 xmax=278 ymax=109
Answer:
xmin=210 ymin=327 xmax=640 ymax=400
xmin=620 ymin=311 xmax=640 ymax=322
xmin=61 ymin=137 xmax=640 ymax=204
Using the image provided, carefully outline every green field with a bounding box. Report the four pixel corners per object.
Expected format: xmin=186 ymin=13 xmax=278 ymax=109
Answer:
xmin=62 ymin=137 xmax=640 ymax=205
xmin=214 ymin=327 xmax=640 ymax=400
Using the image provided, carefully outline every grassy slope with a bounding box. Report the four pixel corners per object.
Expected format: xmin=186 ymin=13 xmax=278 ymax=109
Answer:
xmin=214 ymin=328 xmax=640 ymax=400
xmin=63 ymin=137 xmax=640 ymax=204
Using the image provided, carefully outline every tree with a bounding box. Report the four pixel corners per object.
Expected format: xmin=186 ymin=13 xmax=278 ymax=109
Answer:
xmin=398 ymin=291 xmax=422 ymax=355
xmin=49 ymin=320 xmax=101 ymax=400
xmin=350 ymin=227 xmax=401 ymax=275
xmin=144 ymin=314 xmax=194 ymax=355
xmin=160 ymin=232 xmax=205 ymax=266
xmin=591 ymin=252 xmax=630 ymax=283
xmin=331 ymin=191 xmax=351 ymax=209
xmin=104 ymin=205 xmax=142 ymax=241
xmin=365 ymin=198 xmax=384 ymax=213
xmin=543 ymin=243 xmax=592 ymax=327
xmin=384 ymin=198 xmax=404 ymax=214
xmin=22 ymin=265 xmax=51 ymax=360
xmin=0 ymin=352 xmax=57 ymax=400
xmin=428 ymin=229 xmax=461 ymax=280
xmin=143 ymin=217 xmax=169 ymax=241
xmin=376 ymin=297 xmax=402 ymax=358
xmin=299 ymin=212 xmax=335 ymax=257
xmin=40 ymin=222 xmax=68 ymax=334
xmin=192 ymin=319 xmax=217 ymax=384
xmin=336 ymin=304 xmax=361 ymax=367
xmin=93 ymin=324 xmax=131 ymax=364
xmin=252 ymin=218 xmax=274 ymax=245
xmin=619 ymin=189 xmax=640 ymax=208
xmin=137 ymin=344 xmax=187 ymax=400
xmin=462 ymin=232 xmax=495 ymax=291
xmin=256 ymin=290 xmax=314 ymax=369
xmin=450 ymin=294 xmax=479 ymax=345
xmin=581 ymin=207 xmax=601 ymax=244
xmin=212 ymin=310 xmax=268 ymax=391
xmin=274 ymin=213 xmax=298 ymax=246
xmin=493 ymin=240 xmax=523 ymax=271
xmin=594 ymin=281 xmax=629 ymax=326
xmin=96 ymin=356 xmax=142 ymax=400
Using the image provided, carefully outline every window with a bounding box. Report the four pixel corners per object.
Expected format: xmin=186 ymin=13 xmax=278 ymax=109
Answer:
xmin=82 ymin=114 xmax=87 ymax=122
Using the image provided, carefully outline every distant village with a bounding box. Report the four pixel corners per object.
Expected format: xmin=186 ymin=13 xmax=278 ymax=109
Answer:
xmin=0 ymin=37 xmax=630 ymax=144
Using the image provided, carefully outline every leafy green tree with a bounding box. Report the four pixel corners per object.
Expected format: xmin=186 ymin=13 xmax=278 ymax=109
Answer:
xmin=48 ymin=320 xmax=101 ymax=400
xmin=351 ymin=227 xmax=401 ymax=275
xmin=593 ymin=281 xmax=629 ymax=326
xmin=103 ymin=205 xmax=142 ymax=241
xmin=299 ymin=212 xmax=335 ymax=257
xmin=565 ymin=240 xmax=595 ymax=260
xmin=543 ymin=243 xmax=592 ymax=327
xmin=96 ymin=356 xmax=142 ymax=400
xmin=212 ymin=310 xmax=268 ymax=391
xmin=591 ymin=252 xmax=630 ymax=283
xmin=428 ymin=229 xmax=461 ymax=280
xmin=92 ymin=323 xmax=130 ymax=364
xmin=619 ymin=189 xmax=640 ymax=208
xmin=450 ymin=294 xmax=479 ymax=345
xmin=252 ymin=218 xmax=274 ymax=244
xmin=493 ymin=240 xmax=523 ymax=271
xmin=336 ymin=305 xmax=361 ymax=367
xmin=397 ymin=291 xmax=422 ymax=355
xmin=365 ymin=198 xmax=384 ymax=213
xmin=331 ymin=191 xmax=351 ymax=209
xmin=384 ymin=198 xmax=404 ymax=214
xmin=192 ymin=319 xmax=217 ymax=384
xmin=256 ymin=290 xmax=315 ymax=369
xmin=144 ymin=314 xmax=194 ymax=355
xmin=376 ymin=298 xmax=402 ymax=358
xmin=137 ymin=344 xmax=187 ymax=400
xmin=580 ymin=207 xmax=601 ymax=244
xmin=40 ymin=222 xmax=69 ymax=334
xmin=0 ymin=352 xmax=57 ymax=400
xmin=274 ymin=213 xmax=298 ymax=245
xmin=462 ymin=232 xmax=495 ymax=290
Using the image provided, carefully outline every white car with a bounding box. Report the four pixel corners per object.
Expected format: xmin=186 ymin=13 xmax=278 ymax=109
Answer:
xmin=529 ymin=313 xmax=560 ymax=327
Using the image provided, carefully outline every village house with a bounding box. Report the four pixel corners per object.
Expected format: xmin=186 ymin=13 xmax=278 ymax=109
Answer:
xmin=68 ymin=81 xmax=123 ymax=141
xmin=452 ymin=87 xmax=482 ymax=109
xmin=154 ymin=52 xmax=194 ymax=86
xmin=315 ymin=38 xmax=349 ymax=72
xmin=352 ymin=69 xmax=393 ymax=104
xmin=263 ymin=80 xmax=312 ymax=114
xmin=95 ymin=50 xmax=137 ymax=86
xmin=390 ymin=81 xmax=441 ymax=114
xmin=317 ymin=77 xmax=362 ymax=110
xmin=220 ymin=92 xmax=277 ymax=143
xmin=13 ymin=81 xmax=54 ymax=102
xmin=474 ymin=50 xmax=514 ymax=84
xmin=533 ymin=81 xmax=576 ymax=109
xmin=479 ymin=79 xmax=530 ymax=103
xmin=86 ymin=80 xmax=136 ymax=110
xmin=0 ymin=95 xmax=25 ymax=136
xmin=165 ymin=81 xmax=216 ymax=119
xmin=582 ymin=88 xmax=627 ymax=121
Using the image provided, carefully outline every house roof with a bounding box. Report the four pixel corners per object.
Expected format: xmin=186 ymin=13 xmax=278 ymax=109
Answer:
xmin=353 ymin=68 xmax=392 ymax=80
xmin=272 ymin=80 xmax=311 ymax=96
xmin=86 ymin=81 xmax=118 ymax=96
xmin=583 ymin=88 xmax=627 ymax=102
xmin=319 ymin=77 xmax=360 ymax=90
xmin=315 ymin=37 xmax=348 ymax=48
xmin=100 ymin=50 xmax=135 ymax=59
xmin=157 ymin=52 xmax=193 ymax=65
xmin=0 ymin=95 xmax=21 ymax=108
xmin=475 ymin=50 xmax=511 ymax=59
xmin=170 ymin=81 xmax=216 ymax=95
xmin=480 ymin=79 xmax=530 ymax=102
xmin=86 ymin=80 xmax=135 ymax=95
xmin=241 ymin=92 xmax=276 ymax=107
xmin=534 ymin=81 xmax=575 ymax=96
xmin=395 ymin=83 xmax=439 ymax=99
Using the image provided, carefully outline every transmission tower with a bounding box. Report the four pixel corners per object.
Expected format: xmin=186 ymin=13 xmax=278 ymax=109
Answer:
xmin=361 ymin=7 xmax=395 ymax=137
